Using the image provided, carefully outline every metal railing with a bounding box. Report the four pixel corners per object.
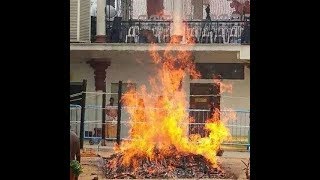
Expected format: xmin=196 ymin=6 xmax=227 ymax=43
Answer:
xmin=105 ymin=20 xmax=172 ymax=43
xmin=188 ymin=109 xmax=250 ymax=146
xmin=70 ymin=82 xmax=249 ymax=149
xmin=184 ymin=20 xmax=250 ymax=44
xmin=90 ymin=18 xmax=250 ymax=44
xmin=70 ymin=104 xmax=81 ymax=135
xmin=70 ymin=105 xmax=250 ymax=148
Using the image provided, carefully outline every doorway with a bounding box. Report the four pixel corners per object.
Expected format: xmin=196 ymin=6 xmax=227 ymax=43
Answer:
xmin=189 ymin=83 xmax=220 ymax=137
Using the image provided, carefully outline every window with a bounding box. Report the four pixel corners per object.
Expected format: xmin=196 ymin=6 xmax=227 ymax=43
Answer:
xmin=70 ymin=82 xmax=84 ymax=106
xmin=110 ymin=82 xmax=137 ymax=105
xmin=194 ymin=63 xmax=244 ymax=80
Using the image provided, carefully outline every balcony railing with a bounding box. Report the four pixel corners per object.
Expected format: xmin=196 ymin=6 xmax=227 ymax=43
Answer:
xmin=90 ymin=17 xmax=250 ymax=44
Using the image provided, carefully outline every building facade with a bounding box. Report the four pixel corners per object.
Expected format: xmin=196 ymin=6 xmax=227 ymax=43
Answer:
xmin=70 ymin=0 xmax=250 ymax=138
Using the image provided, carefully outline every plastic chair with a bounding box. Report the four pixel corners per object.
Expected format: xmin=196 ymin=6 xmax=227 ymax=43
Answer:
xmin=215 ymin=25 xmax=227 ymax=43
xmin=138 ymin=15 xmax=148 ymax=20
xmin=125 ymin=26 xmax=139 ymax=43
xmin=217 ymin=14 xmax=229 ymax=20
xmin=149 ymin=15 xmax=160 ymax=20
xmin=228 ymin=26 xmax=240 ymax=43
xmin=230 ymin=13 xmax=241 ymax=21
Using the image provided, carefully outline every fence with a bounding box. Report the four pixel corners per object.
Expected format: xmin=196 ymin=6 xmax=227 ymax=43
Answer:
xmin=70 ymin=91 xmax=120 ymax=146
xmin=70 ymin=104 xmax=81 ymax=135
xmin=188 ymin=109 xmax=250 ymax=146
xmin=70 ymin=105 xmax=250 ymax=147
xmin=184 ymin=20 xmax=249 ymax=44
xmin=70 ymin=80 xmax=249 ymax=149
xmin=90 ymin=18 xmax=250 ymax=44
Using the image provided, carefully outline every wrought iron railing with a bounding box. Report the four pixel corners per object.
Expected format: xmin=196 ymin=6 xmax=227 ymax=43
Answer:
xmin=90 ymin=18 xmax=250 ymax=44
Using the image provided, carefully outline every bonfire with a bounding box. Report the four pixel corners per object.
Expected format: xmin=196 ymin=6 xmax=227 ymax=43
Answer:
xmin=102 ymin=22 xmax=236 ymax=179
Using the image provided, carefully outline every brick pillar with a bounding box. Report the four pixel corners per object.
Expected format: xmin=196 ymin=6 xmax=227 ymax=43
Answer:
xmin=87 ymin=59 xmax=111 ymax=91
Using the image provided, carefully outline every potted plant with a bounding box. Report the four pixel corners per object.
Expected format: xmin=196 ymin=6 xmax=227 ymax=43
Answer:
xmin=70 ymin=160 xmax=82 ymax=180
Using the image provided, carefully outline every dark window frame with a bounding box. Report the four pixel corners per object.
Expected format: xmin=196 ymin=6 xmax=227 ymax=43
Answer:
xmin=193 ymin=63 xmax=245 ymax=80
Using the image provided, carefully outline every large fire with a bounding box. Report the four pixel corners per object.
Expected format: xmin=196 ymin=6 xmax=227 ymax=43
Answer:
xmin=104 ymin=23 xmax=235 ymax=179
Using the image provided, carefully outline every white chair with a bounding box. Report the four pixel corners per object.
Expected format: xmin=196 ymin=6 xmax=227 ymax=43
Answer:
xmin=244 ymin=14 xmax=250 ymax=21
xmin=152 ymin=26 xmax=164 ymax=43
xmin=138 ymin=15 xmax=148 ymax=20
xmin=149 ymin=15 xmax=160 ymax=20
xmin=125 ymin=26 xmax=139 ymax=43
xmin=193 ymin=25 xmax=202 ymax=43
xmin=228 ymin=26 xmax=240 ymax=43
xmin=217 ymin=14 xmax=229 ymax=20
xmin=209 ymin=31 xmax=214 ymax=43
xmin=201 ymin=27 xmax=212 ymax=43
xmin=215 ymin=25 xmax=227 ymax=44
xmin=230 ymin=14 xmax=241 ymax=21
xmin=161 ymin=15 xmax=172 ymax=21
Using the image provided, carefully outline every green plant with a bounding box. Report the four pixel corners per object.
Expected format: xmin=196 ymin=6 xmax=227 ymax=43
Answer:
xmin=70 ymin=160 xmax=83 ymax=176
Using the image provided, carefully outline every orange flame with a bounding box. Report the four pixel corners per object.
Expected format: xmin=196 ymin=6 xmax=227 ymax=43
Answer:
xmin=220 ymin=108 xmax=237 ymax=123
xmin=213 ymin=77 xmax=233 ymax=94
xmin=116 ymin=24 xmax=233 ymax=168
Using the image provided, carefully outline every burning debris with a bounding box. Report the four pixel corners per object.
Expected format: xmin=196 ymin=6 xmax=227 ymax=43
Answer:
xmin=103 ymin=149 xmax=233 ymax=179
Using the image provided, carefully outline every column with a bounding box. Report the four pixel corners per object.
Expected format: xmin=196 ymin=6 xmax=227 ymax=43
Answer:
xmin=87 ymin=59 xmax=110 ymax=91
xmin=171 ymin=0 xmax=184 ymax=43
xmin=87 ymin=58 xmax=111 ymax=145
xmin=95 ymin=0 xmax=107 ymax=43
xmin=121 ymin=0 xmax=130 ymax=20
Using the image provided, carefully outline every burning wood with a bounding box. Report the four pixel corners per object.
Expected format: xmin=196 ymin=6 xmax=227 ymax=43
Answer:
xmin=103 ymin=149 xmax=232 ymax=179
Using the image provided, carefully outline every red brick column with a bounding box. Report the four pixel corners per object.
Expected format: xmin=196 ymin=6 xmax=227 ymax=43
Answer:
xmin=87 ymin=59 xmax=111 ymax=91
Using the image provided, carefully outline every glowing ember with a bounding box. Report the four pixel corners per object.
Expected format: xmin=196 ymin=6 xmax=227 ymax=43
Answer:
xmin=104 ymin=152 xmax=234 ymax=179
xmin=103 ymin=22 xmax=235 ymax=179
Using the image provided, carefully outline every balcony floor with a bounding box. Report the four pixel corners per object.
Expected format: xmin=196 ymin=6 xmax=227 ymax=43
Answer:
xmin=70 ymin=43 xmax=250 ymax=61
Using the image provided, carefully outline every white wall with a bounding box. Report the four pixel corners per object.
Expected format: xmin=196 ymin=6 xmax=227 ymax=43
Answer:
xmin=71 ymin=58 xmax=159 ymax=137
xmin=70 ymin=61 xmax=101 ymax=125
xmin=105 ymin=60 xmax=158 ymax=92
xmin=71 ymin=54 xmax=249 ymax=110
xmin=188 ymin=67 xmax=250 ymax=111
xmin=70 ymin=52 xmax=250 ymax=137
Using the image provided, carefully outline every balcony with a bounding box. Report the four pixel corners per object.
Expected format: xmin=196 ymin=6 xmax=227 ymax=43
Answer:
xmin=90 ymin=18 xmax=250 ymax=45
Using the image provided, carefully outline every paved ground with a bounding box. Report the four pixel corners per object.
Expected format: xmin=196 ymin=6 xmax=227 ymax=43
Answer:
xmin=78 ymin=146 xmax=250 ymax=180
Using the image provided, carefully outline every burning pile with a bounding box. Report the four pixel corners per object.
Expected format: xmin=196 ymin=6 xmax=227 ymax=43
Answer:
xmin=104 ymin=150 xmax=232 ymax=179
xmin=102 ymin=24 xmax=235 ymax=179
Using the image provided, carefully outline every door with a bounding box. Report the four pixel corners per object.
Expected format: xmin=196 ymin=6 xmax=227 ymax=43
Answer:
xmin=189 ymin=83 xmax=220 ymax=137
